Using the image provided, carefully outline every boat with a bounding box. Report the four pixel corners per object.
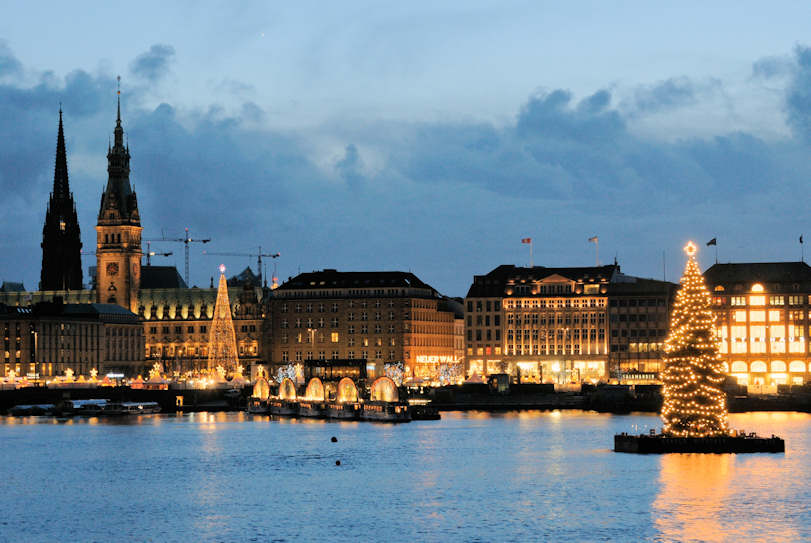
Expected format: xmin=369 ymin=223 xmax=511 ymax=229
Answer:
xmin=297 ymin=401 xmax=324 ymax=418
xmin=247 ymin=397 xmax=270 ymax=414
xmin=360 ymin=401 xmax=411 ymax=422
xmin=325 ymin=401 xmax=360 ymax=420
xmin=8 ymin=404 xmax=55 ymax=416
xmin=268 ymin=398 xmax=298 ymax=416
xmin=102 ymin=401 xmax=161 ymax=416
xmin=69 ymin=399 xmax=109 ymax=416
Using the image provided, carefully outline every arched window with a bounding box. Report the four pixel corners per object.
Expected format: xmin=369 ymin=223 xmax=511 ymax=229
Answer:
xmin=789 ymin=361 xmax=807 ymax=373
xmin=770 ymin=360 xmax=787 ymax=372
xmin=731 ymin=361 xmax=748 ymax=373
xmin=751 ymin=361 xmax=767 ymax=373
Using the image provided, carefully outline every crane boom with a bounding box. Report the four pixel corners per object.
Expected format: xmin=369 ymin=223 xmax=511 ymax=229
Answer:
xmin=203 ymin=246 xmax=280 ymax=286
xmin=145 ymin=227 xmax=211 ymax=286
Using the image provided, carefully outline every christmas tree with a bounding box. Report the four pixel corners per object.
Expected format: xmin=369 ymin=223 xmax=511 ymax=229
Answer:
xmin=660 ymin=242 xmax=729 ymax=437
xmin=207 ymin=265 xmax=239 ymax=375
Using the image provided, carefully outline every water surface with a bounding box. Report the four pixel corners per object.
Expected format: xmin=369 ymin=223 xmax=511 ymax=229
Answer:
xmin=0 ymin=411 xmax=807 ymax=542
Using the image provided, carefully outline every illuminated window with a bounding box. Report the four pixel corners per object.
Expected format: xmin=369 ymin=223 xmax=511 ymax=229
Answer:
xmin=770 ymin=296 xmax=785 ymax=306
xmin=749 ymin=296 xmax=765 ymax=307
xmin=751 ymin=283 xmax=764 ymax=293
xmin=750 ymin=360 xmax=767 ymax=372
xmin=731 ymin=296 xmax=746 ymax=306
xmin=750 ymin=326 xmax=766 ymax=353
xmin=789 ymin=360 xmax=807 ymax=372
xmin=750 ymin=310 xmax=765 ymax=322
xmin=733 ymin=310 xmax=747 ymax=322
xmin=788 ymin=296 xmax=804 ymax=306
xmin=331 ymin=332 xmax=339 ymax=343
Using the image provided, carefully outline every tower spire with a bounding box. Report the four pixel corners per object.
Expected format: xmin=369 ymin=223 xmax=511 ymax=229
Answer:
xmin=41 ymin=106 xmax=83 ymax=291
xmin=116 ymin=75 xmax=121 ymax=125
xmin=53 ymin=106 xmax=69 ymax=198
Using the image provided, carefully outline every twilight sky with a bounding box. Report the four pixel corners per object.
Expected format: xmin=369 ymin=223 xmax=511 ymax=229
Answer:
xmin=1 ymin=1 xmax=810 ymax=296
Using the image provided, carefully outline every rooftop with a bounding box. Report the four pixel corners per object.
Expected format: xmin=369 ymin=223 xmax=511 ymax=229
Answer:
xmin=141 ymin=266 xmax=188 ymax=289
xmin=277 ymin=270 xmax=434 ymax=292
xmin=704 ymin=262 xmax=811 ymax=285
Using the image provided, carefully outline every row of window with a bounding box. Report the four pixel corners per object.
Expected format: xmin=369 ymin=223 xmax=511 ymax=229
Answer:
xmin=503 ymin=298 xmax=606 ymax=309
xmin=280 ymin=333 xmax=394 ymax=347
xmin=280 ymin=350 xmax=397 ymax=362
xmin=508 ymin=313 xmax=605 ymax=326
xmin=726 ymin=295 xmax=807 ymax=307
xmin=280 ymin=299 xmax=406 ymax=313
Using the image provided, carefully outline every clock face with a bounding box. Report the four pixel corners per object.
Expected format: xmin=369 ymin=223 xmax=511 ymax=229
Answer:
xmin=106 ymin=262 xmax=119 ymax=276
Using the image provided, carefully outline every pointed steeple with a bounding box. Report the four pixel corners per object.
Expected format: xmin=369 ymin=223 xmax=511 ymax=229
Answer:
xmin=53 ymin=106 xmax=70 ymax=198
xmin=99 ymin=76 xmax=139 ymax=226
xmin=41 ymin=107 xmax=83 ymax=291
xmin=114 ymin=76 xmax=124 ymax=147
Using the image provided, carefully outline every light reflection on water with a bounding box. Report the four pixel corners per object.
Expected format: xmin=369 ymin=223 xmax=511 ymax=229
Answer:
xmin=0 ymin=410 xmax=808 ymax=542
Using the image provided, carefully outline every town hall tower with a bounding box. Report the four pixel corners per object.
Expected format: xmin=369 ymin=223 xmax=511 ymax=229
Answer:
xmin=95 ymin=85 xmax=142 ymax=312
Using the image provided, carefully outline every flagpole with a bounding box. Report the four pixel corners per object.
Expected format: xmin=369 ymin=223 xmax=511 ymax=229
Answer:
xmin=595 ymin=238 xmax=599 ymax=266
xmin=715 ymin=243 xmax=718 ymax=264
xmin=530 ymin=240 xmax=534 ymax=268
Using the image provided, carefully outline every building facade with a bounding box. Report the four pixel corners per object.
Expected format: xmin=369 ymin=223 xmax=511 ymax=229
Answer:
xmin=139 ymin=278 xmax=264 ymax=376
xmin=0 ymin=300 xmax=144 ymax=379
xmin=266 ymin=270 xmax=462 ymax=381
xmin=464 ymin=264 xmax=675 ymax=383
xmin=705 ymin=262 xmax=811 ymax=387
xmin=40 ymin=109 xmax=83 ymax=291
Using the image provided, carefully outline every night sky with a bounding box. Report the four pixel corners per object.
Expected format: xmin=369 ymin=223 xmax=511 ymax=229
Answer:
xmin=1 ymin=2 xmax=810 ymax=296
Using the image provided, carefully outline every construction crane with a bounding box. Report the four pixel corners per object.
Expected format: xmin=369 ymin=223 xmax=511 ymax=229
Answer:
xmin=144 ymin=241 xmax=173 ymax=266
xmin=146 ymin=228 xmax=211 ymax=287
xmin=203 ymin=247 xmax=280 ymax=287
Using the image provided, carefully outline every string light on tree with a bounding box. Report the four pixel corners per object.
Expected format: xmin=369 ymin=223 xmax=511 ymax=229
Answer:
xmin=660 ymin=241 xmax=729 ymax=438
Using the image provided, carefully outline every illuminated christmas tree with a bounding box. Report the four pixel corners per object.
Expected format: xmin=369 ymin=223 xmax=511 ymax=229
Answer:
xmin=207 ymin=265 xmax=239 ymax=375
xmin=661 ymin=242 xmax=729 ymax=437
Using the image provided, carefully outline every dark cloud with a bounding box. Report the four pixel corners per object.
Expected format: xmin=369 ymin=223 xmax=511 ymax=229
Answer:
xmin=130 ymin=44 xmax=175 ymax=82
xmin=1 ymin=45 xmax=811 ymax=295
xmin=786 ymin=45 xmax=811 ymax=141
xmin=752 ymin=55 xmax=793 ymax=80
xmin=0 ymin=41 xmax=22 ymax=78
xmin=623 ymin=77 xmax=723 ymax=116
xmin=335 ymin=144 xmax=364 ymax=191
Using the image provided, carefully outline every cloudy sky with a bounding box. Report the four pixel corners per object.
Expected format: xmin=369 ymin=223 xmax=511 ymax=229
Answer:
xmin=1 ymin=1 xmax=810 ymax=296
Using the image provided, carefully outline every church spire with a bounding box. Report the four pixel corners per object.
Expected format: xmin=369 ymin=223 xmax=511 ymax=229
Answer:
xmin=53 ymin=106 xmax=69 ymax=198
xmin=41 ymin=106 xmax=83 ymax=291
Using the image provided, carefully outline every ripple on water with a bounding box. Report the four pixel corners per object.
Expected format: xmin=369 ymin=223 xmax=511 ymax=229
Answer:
xmin=0 ymin=411 xmax=809 ymax=542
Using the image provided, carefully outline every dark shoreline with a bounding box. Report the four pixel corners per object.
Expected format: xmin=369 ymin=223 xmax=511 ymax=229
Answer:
xmin=3 ymin=383 xmax=811 ymax=416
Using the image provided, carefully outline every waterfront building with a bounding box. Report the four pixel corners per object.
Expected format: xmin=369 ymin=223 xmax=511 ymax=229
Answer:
xmin=139 ymin=268 xmax=264 ymax=376
xmin=705 ymin=261 xmax=811 ymax=388
xmin=40 ymin=109 xmax=83 ymax=292
xmin=0 ymin=101 xmax=267 ymax=377
xmin=267 ymin=270 xmax=462 ymax=381
xmin=464 ymin=264 xmax=675 ymax=383
xmin=0 ymin=300 xmax=143 ymax=379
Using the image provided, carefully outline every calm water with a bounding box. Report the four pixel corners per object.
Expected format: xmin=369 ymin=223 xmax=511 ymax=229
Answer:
xmin=0 ymin=411 xmax=809 ymax=543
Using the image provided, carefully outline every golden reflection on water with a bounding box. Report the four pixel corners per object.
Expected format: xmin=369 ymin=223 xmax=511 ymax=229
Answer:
xmin=653 ymin=454 xmax=732 ymax=542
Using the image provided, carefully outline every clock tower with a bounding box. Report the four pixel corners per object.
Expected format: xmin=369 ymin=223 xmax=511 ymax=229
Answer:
xmin=96 ymin=83 xmax=142 ymax=312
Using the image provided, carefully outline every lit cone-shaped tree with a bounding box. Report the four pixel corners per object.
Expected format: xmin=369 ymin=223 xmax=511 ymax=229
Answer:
xmin=661 ymin=242 xmax=729 ymax=437
xmin=207 ymin=265 xmax=239 ymax=376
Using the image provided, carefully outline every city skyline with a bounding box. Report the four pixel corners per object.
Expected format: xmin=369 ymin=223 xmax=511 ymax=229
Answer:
xmin=1 ymin=3 xmax=810 ymax=296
